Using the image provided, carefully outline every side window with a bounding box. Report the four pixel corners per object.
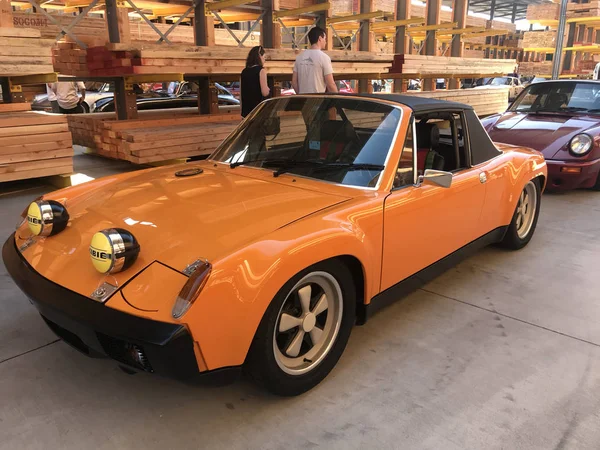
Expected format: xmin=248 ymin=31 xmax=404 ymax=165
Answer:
xmin=412 ymin=111 xmax=470 ymax=175
xmin=393 ymin=120 xmax=414 ymax=189
xmin=453 ymin=113 xmax=469 ymax=169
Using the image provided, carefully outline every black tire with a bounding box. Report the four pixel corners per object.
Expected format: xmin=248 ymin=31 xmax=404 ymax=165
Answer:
xmin=591 ymin=171 xmax=600 ymax=191
xmin=500 ymin=177 xmax=541 ymax=250
xmin=245 ymin=260 xmax=356 ymax=396
xmin=81 ymin=102 xmax=90 ymax=113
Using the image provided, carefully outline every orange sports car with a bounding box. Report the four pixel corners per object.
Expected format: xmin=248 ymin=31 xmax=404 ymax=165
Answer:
xmin=3 ymin=94 xmax=547 ymax=396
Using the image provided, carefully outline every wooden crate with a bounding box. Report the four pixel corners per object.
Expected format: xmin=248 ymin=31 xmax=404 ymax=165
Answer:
xmin=0 ymin=106 xmax=74 ymax=182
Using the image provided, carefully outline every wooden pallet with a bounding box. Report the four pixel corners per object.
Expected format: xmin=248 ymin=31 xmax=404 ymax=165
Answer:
xmin=0 ymin=108 xmax=74 ymax=183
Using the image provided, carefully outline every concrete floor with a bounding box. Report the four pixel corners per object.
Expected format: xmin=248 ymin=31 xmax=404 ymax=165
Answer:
xmin=1 ymin=150 xmax=600 ymax=449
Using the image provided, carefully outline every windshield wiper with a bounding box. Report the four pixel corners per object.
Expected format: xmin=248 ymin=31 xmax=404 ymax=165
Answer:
xmin=313 ymin=163 xmax=386 ymax=172
xmin=271 ymin=160 xmax=325 ymax=177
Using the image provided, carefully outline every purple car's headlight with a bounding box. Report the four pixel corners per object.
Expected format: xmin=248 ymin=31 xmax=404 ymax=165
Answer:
xmin=569 ymin=134 xmax=593 ymax=156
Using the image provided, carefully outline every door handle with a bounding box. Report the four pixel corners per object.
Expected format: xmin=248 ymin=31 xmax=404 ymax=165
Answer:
xmin=479 ymin=172 xmax=487 ymax=184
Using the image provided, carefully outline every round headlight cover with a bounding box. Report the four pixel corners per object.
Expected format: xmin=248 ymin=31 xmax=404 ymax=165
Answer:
xmin=27 ymin=200 xmax=69 ymax=236
xmin=89 ymin=228 xmax=140 ymax=274
xmin=570 ymin=134 xmax=593 ymax=156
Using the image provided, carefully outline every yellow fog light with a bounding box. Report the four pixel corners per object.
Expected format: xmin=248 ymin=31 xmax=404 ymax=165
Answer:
xmin=89 ymin=228 xmax=140 ymax=274
xmin=27 ymin=200 xmax=69 ymax=237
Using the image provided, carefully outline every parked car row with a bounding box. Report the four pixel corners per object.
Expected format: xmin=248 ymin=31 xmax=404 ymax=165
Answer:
xmin=31 ymin=81 xmax=240 ymax=113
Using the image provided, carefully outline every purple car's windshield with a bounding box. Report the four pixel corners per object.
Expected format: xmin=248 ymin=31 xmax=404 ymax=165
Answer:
xmin=210 ymin=96 xmax=401 ymax=188
xmin=509 ymin=82 xmax=600 ymax=114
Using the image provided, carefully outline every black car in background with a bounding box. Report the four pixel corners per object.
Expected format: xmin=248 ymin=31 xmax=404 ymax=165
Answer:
xmin=93 ymin=81 xmax=239 ymax=113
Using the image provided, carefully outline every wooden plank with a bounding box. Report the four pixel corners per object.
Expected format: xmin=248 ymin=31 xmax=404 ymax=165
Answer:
xmin=0 ymin=148 xmax=73 ymax=165
xmin=0 ymin=131 xmax=72 ymax=147
xmin=0 ymin=28 xmax=41 ymax=38
xmin=0 ymin=113 xmax=67 ymax=128
xmin=0 ymin=140 xmax=73 ymax=155
xmin=0 ymin=123 xmax=69 ymax=137
xmin=0 ymin=157 xmax=73 ymax=174
xmin=0 ymin=103 xmax=31 ymax=113
xmin=0 ymin=164 xmax=73 ymax=183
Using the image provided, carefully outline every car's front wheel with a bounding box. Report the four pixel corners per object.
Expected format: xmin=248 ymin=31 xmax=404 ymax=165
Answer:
xmin=245 ymin=261 xmax=355 ymax=396
xmin=500 ymin=178 xmax=541 ymax=250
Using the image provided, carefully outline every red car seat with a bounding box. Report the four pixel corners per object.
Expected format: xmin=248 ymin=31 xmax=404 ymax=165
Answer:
xmin=416 ymin=122 xmax=445 ymax=173
xmin=318 ymin=120 xmax=356 ymax=161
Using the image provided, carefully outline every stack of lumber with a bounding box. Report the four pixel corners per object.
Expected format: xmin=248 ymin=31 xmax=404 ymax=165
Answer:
xmin=526 ymin=3 xmax=560 ymax=21
xmin=567 ymin=1 xmax=600 ymax=18
xmin=403 ymin=88 xmax=509 ymax=117
xmin=85 ymin=44 xmax=393 ymax=77
xmin=518 ymin=61 xmax=553 ymax=76
xmin=52 ymin=42 xmax=89 ymax=77
xmin=389 ymin=55 xmax=516 ymax=77
xmin=13 ymin=12 xmax=260 ymax=47
xmin=464 ymin=49 xmax=485 ymax=59
xmin=67 ymin=110 xmax=240 ymax=164
xmin=522 ymin=31 xmax=557 ymax=49
xmin=0 ymin=103 xmax=73 ymax=183
xmin=0 ymin=27 xmax=54 ymax=76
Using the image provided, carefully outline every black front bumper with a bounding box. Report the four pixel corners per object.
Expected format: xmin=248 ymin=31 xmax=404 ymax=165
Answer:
xmin=2 ymin=234 xmax=239 ymax=383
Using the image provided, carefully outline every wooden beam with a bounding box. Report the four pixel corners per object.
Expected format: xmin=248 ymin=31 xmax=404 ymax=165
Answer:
xmin=273 ymin=2 xmax=329 ymax=19
xmin=9 ymin=73 xmax=58 ymax=85
xmin=372 ymin=17 xmax=422 ymax=30
xmin=206 ymin=0 xmax=256 ymax=12
xmin=410 ymin=22 xmax=457 ymax=33
xmin=450 ymin=0 xmax=467 ymax=89
xmin=442 ymin=26 xmax=486 ymax=35
xmin=328 ymin=11 xmax=384 ymax=25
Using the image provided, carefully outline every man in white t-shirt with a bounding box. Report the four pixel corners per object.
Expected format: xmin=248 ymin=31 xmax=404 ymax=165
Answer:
xmin=49 ymin=81 xmax=86 ymax=114
xmin=46 ymin=83 xmax=59 ymax=113
xmin=292 ymin=27 xmax=338 ymax=95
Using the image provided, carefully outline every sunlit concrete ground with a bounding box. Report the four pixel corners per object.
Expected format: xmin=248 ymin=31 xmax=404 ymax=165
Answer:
xmin=1 ymin=147 xmax=599 ymax=449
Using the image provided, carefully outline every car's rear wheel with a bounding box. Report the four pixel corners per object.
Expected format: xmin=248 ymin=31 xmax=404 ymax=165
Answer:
xmin=81 ymin=102 xmax=90 ymax=113
xmin=500 ymin=178 xmax=541 ymax=250
xmin=245 ymin=261 xmax=355 ymax=396
xmin=591 ymin=171 xmax=600 ymax=191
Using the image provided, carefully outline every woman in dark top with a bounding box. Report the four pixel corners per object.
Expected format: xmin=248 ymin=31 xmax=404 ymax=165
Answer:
xmin=241 ymin=46 xmax=270 ymax=117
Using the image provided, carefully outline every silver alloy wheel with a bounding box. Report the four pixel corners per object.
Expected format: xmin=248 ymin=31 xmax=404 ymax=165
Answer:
xmin=515 ymin=181 xmax=537 ymax=239
xmin=273 ymin=271 xmax=343 ymax=376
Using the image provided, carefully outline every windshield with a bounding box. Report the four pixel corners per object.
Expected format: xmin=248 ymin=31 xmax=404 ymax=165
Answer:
xmin=210 ymin=96 xmax=401 ymax=188
xmin=509 ymin=82 xmax=600 ymax=114
xmin=487 ymin=77 xmax=511 ymax=86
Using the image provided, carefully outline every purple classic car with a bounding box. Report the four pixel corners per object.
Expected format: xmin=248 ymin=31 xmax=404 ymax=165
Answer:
xmin=482 ymin=80 xmax=600 ymax=191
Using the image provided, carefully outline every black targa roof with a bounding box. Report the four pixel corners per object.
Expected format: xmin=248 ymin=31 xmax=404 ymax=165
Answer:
xmin=346 ymin=94 xmax=474 ymax=113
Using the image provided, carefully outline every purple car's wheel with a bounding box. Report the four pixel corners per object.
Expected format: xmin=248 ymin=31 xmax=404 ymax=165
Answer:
xmin=500 ymin=178 xmax=541 ymax=250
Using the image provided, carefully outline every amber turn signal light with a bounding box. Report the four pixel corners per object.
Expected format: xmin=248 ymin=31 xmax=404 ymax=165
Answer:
xmin=172 ymin=260 xmax=212 ymax=319
xmin=560 ymin=167 xmax=582 ymax=174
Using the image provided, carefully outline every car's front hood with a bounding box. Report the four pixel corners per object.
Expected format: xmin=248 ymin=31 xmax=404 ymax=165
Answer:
xmin=486 ymin=112 xmax=600 ymax=158
xmin=17 ymin=164 xmax=350 ymax=298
